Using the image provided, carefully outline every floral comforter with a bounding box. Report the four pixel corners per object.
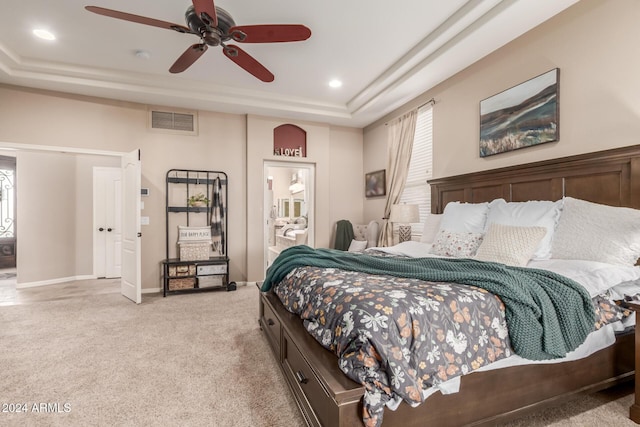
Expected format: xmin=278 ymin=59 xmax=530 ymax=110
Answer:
xmin=272 ymin=264 xmax=629 ymax=427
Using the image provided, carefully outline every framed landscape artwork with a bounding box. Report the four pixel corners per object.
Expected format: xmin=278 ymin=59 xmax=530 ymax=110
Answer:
xmin=365 ymin=169 xmax=386 ymax=198
xmin=480 ymin=68 xmax=559 ymax=157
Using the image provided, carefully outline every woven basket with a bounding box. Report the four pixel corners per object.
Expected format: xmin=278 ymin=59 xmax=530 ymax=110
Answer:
xmin=168 ymin=264 xmax=196 ymax=277
xmin=168 ymin=277 xmax=196 ymax=291
xmin=178 ymin=242 xmax=211 ymax=261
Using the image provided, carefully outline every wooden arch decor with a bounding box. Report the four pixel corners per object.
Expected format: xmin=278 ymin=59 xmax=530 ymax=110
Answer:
xmin=274 ymin=124 xmax=307 ymax=157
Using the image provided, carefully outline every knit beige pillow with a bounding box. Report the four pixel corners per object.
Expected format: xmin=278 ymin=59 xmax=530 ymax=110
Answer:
xmin=475 ymin=223 xmax=547 ymax=267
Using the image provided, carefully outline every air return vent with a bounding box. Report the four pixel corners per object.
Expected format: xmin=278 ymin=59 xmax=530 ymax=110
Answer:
xmin=149 ymin=109 xmax=198 ymax=135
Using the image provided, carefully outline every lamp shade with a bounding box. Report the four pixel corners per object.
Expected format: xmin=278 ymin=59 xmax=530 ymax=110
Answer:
xmin=389 ymin=204 xmax=419 ymax=224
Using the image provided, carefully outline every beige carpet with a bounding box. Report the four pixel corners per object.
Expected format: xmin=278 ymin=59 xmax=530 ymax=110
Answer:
xmin=0 ymin=284 xmax=637 ymax=427
xmin=1 ymin=285 xmax=305 ymax=427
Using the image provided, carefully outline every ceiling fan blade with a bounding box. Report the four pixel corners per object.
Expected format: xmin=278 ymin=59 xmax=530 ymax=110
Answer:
xmin=192 ymin=0 xmax=218 ymax=27
xmin=85 ymin=6 xmax=192 ymax=33
xmin=169 ymin=44 xmax=208 ymax=73
xmin=222 ymin=45 xmax=274 ymax=82
xmin=229 ymin=24 xmax=311 ymax=43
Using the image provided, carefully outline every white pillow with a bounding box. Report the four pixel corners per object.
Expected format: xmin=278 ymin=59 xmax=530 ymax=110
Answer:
xmin=431 ymin=229 xmax=483 ymax=258
xmin=420 ymin=214 xmax=442 ymax=244
xmin=528 ymin=259 xmax=640 ymax=298
xmin=485 ymin=199 xmax=561 ymax=260
xmin=551 ymin=197 xmax=640 ymax=266
xmin=438 ymin=201 xmax=489 ymax=234
xmin=347 ymin=239 xmax=368 ymax=253
xmin=475 ymin=223 xmax=547 ymax=267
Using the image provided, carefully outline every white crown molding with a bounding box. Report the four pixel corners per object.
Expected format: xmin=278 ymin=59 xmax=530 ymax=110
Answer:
xmin=0 ymin=42 xmax=355 ymax=124
xmin=0 ymin=0 xmax=579 ymax=128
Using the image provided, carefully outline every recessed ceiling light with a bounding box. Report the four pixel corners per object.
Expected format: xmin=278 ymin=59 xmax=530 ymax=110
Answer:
xmin=33 ymin=29 xmax=55 ymax=41
xmin=328 ymin=79 xmax=342 ymax=88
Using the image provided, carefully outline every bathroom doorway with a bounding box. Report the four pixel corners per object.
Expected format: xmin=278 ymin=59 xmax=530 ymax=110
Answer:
xmin=263 ymin=161 xmax=315 ymax=271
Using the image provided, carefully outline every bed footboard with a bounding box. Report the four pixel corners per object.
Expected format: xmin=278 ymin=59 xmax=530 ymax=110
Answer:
xmin=260 ymin=289 xmax=634 ymax=427
xmin=259 ymin=290 xmax=364 ymax=427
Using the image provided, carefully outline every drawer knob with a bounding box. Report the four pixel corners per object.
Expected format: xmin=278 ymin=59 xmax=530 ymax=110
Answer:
xmin=267 ymin=318 xmax=275 ymax=326
xmin=295 ymin=370 xmax=309 ymax=384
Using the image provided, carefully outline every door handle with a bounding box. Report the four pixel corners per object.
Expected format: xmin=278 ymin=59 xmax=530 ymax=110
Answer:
xmin=98 ymin=227 xmax=104 ymax=232
xmin=107 ymin=228 xmax=113 ymax=232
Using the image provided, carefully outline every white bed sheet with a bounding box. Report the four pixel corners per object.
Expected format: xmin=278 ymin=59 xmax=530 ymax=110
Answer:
xmin=371 ymin=242 xmax=640 ymax=410
xmin=528 ymin=259 xmax=640 ymax=298
xmin=369 ymin=242 xmax=640 ymax=299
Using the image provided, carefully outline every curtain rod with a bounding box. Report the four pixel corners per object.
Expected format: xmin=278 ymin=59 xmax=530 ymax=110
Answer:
xmin=418 ymin=97 xmax=436 ymax=109
xmin=385 ymin=98 xmax=435 ymax=126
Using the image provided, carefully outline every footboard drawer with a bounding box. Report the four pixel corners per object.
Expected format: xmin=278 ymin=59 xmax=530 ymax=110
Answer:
xmin=282 ymin=329 xmax=331 ymax=427
xmin=261 ymin=290 xmax=365 ymax=427
xmin=260 ymin=296 xmax=281 ymax=359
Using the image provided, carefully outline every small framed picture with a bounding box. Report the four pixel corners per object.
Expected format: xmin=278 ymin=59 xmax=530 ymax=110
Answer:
xmin=365 ymin=169 xmax=386 ymax=198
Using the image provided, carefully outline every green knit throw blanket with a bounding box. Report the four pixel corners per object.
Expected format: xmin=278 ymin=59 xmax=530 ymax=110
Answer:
xmin=262 ymin=246 xmax=596 ymax=360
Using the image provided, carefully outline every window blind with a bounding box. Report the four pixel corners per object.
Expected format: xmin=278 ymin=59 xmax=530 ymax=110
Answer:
xmin=399 ymin=105 xmax=433 ymax=236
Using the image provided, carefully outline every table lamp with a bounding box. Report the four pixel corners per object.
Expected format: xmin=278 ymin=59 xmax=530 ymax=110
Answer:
xmin=389 ymin=204 xmax=419 ymax=243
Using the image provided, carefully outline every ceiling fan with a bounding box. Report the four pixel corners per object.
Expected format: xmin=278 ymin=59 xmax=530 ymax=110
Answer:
xmin=85 ymin=0 xmax=311 ymax=82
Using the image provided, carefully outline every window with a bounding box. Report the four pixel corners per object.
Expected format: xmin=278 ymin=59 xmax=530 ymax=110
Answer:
xmin=399 ymin=105 xmax=433 ymax=236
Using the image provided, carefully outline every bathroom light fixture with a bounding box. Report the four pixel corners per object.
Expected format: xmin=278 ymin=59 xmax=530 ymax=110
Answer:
xmin=328 ymin=79 xmax=342 ymax=88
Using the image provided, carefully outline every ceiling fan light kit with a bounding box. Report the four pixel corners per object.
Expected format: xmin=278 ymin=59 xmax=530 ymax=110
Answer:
xmin=85 ymin=0 xmax=311 ymax=82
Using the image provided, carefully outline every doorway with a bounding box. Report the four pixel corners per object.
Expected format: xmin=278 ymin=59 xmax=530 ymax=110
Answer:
xmin=0 ymin=154 xmax=17 ymax=304
xmin=264 ymin=161 xmax=315 ymax=271
xmin=0 ymin=142 xmax=140 ymax=303
xmin=0 ymin=155 xmax=16 ymax=269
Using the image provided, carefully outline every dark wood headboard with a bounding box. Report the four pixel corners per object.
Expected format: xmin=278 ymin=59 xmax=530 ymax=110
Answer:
xmin=428 ymin=144 xmax=640 ymax=213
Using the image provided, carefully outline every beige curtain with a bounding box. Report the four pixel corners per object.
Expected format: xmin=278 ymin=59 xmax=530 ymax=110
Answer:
xmin=378 ymin=110 xmax=418 ymax=246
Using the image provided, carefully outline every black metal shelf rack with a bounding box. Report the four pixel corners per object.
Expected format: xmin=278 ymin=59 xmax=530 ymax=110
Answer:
xmin=163 ymin=169 xmax=235 ymax=296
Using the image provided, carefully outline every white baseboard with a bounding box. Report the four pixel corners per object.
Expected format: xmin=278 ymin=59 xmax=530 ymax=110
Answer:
xmin=17 ymin=274 xmax=98 ymax=289
xmin=17 ymin=279 xmax=250 ymax=292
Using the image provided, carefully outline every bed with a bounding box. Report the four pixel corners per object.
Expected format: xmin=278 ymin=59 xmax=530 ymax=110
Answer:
xmin=258 ymin=144 xmax=640 ymax=427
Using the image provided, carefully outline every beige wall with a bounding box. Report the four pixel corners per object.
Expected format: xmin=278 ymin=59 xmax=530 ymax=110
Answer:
xmin=14 ymin=152 xmax=120 ymax=284
xmin=0 ymin=85 xmax=247 ymax=290
xmin=364 ymin=0 xmax=640 ymax=217
xmin=246 ymin=115 xmax=363 ymax=282
xmin=329 ymin=125 xmax=365 ymax=243
xmin=362 ymin=123 xmax=387 ymax=224
xmin=1 ymin=85 xmax=363 ymax=288
xmin=17 ymin=152 xmax=77 ymax=282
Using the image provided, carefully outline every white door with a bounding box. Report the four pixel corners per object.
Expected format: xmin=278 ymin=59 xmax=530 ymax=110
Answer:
xmin=121 ymin=149 xmax=141 ymax=304
xmin=93 ymin=167 xmax=122 ymax=278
